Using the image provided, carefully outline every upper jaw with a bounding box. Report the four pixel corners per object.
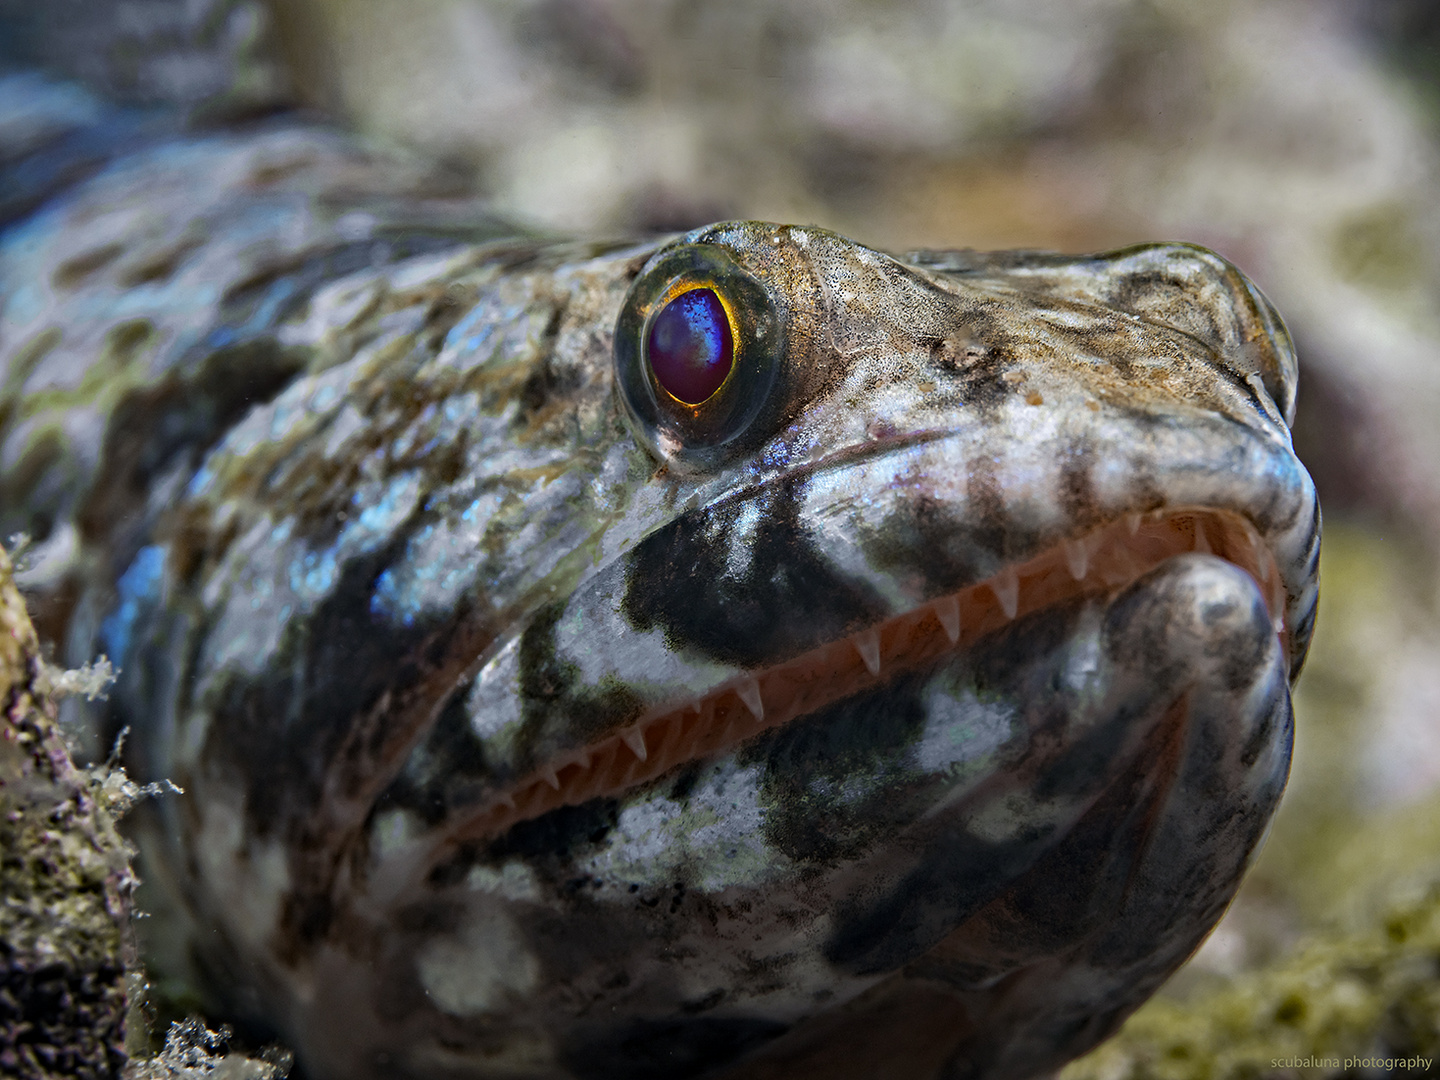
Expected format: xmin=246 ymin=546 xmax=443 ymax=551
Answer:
xmin=628 ymin=387 xmax=1317 ymax=661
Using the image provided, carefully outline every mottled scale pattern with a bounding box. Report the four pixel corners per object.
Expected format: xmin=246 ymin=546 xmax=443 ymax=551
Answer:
xmin=0 ymin=76 xmax=1319 ymax=1080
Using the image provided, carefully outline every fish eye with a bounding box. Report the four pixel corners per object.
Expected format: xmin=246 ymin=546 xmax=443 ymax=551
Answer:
xmin=646 ymin=287 xmax=734 ymax=405
xmin=614 ymin=240 xmax=784 ymax=469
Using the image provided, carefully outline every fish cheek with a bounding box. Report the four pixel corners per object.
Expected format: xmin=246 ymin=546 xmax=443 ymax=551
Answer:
xmin=374 ymin=685 xmax=492 ymax=827
xmin=855 ymin=495 xmax=989 ymax=598
xmin=817 ymin=600 xmax=1124 ymax=976
xmin=516 ymin=599 xmax=645 ymax=748
xmin=740 ymin=675 xmax=933 ymax=865
xmin=620 ymin=480 xmax=887 ymax=668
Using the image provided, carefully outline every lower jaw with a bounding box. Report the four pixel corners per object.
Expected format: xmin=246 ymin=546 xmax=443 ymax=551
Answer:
xmin=441 ymin=507 xmax=1285 ymax=850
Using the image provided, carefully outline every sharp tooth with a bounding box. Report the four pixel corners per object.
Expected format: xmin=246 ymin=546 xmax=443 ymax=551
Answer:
xmin=621 ymin=728 xmax=649 ymax=762
xmin=1239 ymin=524 xmax=1260 ymax=560
xmin=990 ymin=567 xmax=1019 ymax=620
xmin=1126 ymin=513 xmax=1142 ymax=536
xmin=736 ymin=678 xmax=764 ymax=721
xmin=934 ymin=595 xmax=960 ymax=643
xmin=1258 ymin=553 xmax=1275 ymax=585
xmin=1193 ymin=520 xmax=1211 ymax=554
xmin=853 ymin=628 xmax=881 ymax=675
xmin=541 ymin=766 xmax=561 ymax=790
xmin=496 ymin=790 xmax=516 ymax=810
xmin=1273 ymin=614 xmax=1285 ymax=636
xmin=1062 ymin=538 xmax=1088 ymax=580
xmin=698 ymin=698 xmax=716 ymax=736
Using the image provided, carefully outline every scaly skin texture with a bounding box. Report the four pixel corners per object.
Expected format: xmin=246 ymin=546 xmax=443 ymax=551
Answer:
xmin=1 ymin=78 xmax=1318 ymax=1080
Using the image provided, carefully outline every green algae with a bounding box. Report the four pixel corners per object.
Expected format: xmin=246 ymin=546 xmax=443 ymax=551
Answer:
xmin=1 ymin=544 xmax=292 ymax=1077
xmin=0 ymin=543 xmax=132 ymax=1077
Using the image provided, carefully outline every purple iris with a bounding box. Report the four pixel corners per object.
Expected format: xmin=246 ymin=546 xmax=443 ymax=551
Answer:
xmin=647 ymin=288 xmax=733 ymax=404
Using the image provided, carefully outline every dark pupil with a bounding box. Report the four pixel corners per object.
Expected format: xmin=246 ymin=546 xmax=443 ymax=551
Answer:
xmin=647 ymin=288 xmax=734 ymax=405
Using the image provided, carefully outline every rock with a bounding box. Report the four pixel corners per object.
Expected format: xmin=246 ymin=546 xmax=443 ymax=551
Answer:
xmin=0 ymin=541 xmax=132 ymax=1078
xmin=125 ymin=1018 xmax=290 ymax=1080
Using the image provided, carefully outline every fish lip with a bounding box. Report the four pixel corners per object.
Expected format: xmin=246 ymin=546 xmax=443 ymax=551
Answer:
xmin=423 ymin=506 xmax=1290 ymax=863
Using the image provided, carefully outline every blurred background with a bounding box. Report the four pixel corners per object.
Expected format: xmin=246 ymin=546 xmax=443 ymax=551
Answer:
xmin=4 ymin=0 xmax=1440 ymax=1073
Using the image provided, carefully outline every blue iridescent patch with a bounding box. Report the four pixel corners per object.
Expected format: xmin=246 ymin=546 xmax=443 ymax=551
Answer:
xmin=99 ymin=544 xmax=166 ymax=662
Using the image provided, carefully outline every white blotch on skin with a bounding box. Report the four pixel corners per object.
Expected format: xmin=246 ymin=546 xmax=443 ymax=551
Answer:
xmin=723 ymin=500 xmax=763 ymax=581
xmin=193 ymin=786 xmax=291 ymax=954
xmin=322 ymin=402 xmax=367 ymax=458
xmin=966 ymin=788 xmax=1081 ymax=845
xmin=465 ymin=860 xmax=543 ymax=902
xmin=467 ymin=635 xmax=526 ymax=758
xmin=553 ymin=587 xmax=729 ymax=701
xmin=579 ymin=760 xmax=793 ymax=892
xmin=369 ymin=487 xmax=505 ymax=625
xmin=200 ymin=469 xmax=424 ymax=676
xmin=1058 ymin=607 xmax=1108 ymax=712
xmin=371 ymin=807 xmax=427 ymax=861
xmin=417 ymin=903 xmax=539 ymax=1017
xmin=912 ymin=681 xmax=1016 ymax=777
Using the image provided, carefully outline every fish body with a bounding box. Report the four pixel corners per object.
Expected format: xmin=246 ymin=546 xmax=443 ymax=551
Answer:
xmin=1 ymin=77 xmax=1318 ymax=1080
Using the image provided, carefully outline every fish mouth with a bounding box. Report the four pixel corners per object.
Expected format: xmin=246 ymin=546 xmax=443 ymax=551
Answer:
xmin=439 ymin=507 xmax=1287 ymax=849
